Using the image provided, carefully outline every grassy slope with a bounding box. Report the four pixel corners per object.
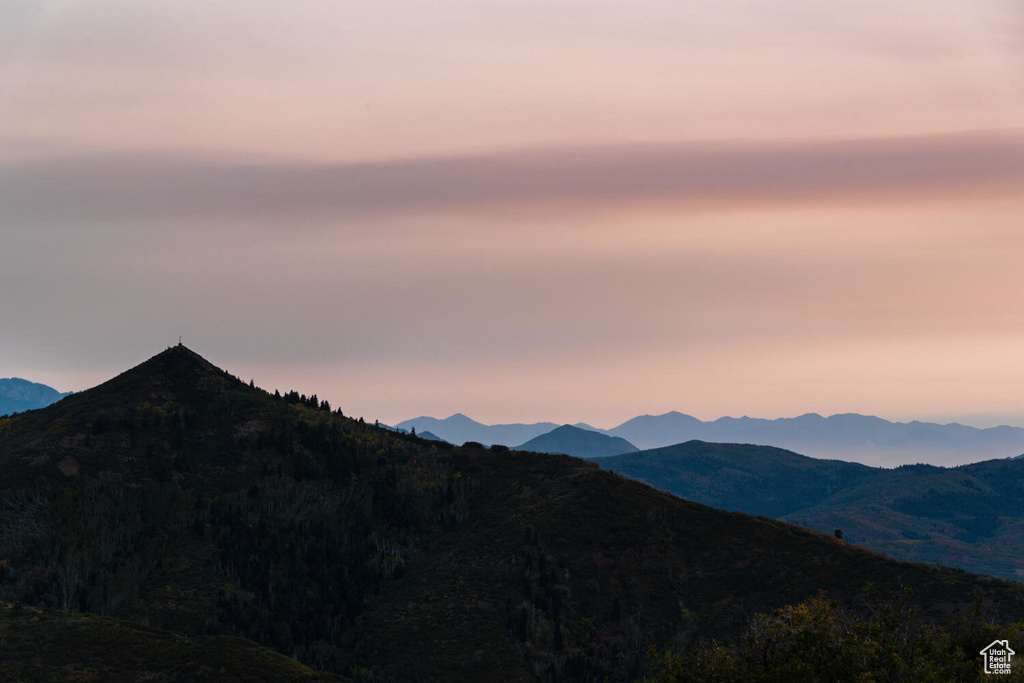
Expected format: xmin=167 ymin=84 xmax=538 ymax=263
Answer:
xmin=0 ymin=603 xmax=345 ymax=683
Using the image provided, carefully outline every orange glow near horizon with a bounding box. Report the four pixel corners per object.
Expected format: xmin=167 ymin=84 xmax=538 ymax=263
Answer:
xmin=2 ymin=1 xmax=1024 ymax=430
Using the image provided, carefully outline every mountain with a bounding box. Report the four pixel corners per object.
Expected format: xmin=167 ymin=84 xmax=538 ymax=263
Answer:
xmin=396 ymin=413 xmax=560 ymax=446
xmin=514 ymin=424 xmax=638 ymax=457
xmin=417 ymin=430 xmax=448 ymax=443
xmin=400 ymin=410 xmax=1024 ymax=466
xmin=4 ymin=346 xmax=1024 ymax=681
xmin=596 ymin=441 xmax=877 ymax=518
xmin=0 ymin=377 xmax=72 ymax=415
xmin=596 ymin=440 xmax=1024 ymax=581
xmin=604 ymin=410 xmax=704 ymax=449
xmin=605 ymin=411 xmax=1024 ymax=465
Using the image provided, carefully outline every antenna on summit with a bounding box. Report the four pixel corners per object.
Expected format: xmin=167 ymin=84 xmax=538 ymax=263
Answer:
xmin=178 ymin=336 xmax=182 ymax=346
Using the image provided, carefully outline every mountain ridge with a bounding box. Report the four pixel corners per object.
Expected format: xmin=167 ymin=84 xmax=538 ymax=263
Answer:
xmin=596 ymin=440 xmax=1024 ymax=581
xmin=396 ymin=413 xmax=561 ymax=447
xmin=0 ymin=377 xmax=73 ymax=416
xmin=400 ymin=410 xmax=1024 ymax=465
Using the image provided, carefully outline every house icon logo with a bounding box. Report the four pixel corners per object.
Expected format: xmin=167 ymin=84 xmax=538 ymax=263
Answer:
xmin=980 ymin=639 xmax=1015 ymax=674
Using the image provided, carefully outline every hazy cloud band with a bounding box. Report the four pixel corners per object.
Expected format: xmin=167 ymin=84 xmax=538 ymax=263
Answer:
xmin=3 ymin=130 xmax=1023 ymax=225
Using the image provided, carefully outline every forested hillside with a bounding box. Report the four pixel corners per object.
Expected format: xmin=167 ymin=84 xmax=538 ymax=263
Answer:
xmin=3 ymin=346 xmax=1024 ymax=681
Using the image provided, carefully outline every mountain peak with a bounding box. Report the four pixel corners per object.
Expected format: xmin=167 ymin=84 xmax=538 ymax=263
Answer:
xmin=515 ymin=424 xmax=638 ymax=457
xmin=443 ymin=412 xmax=482 ymax=424
xmin=58 ymin=345 xmax=240 ymax=414
xmin=150 ymin=343 xmax=219 ymax=369
xmin=118 ymin=344 xmax=227 ymax=383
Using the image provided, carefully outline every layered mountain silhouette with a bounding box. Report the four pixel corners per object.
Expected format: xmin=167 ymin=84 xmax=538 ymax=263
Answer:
xmin=395 ymin=413 xmax=599 ymax=448
xmin=4 ymin=346 xmax=1024 ymax=681
xmin=401 ymin=410 xmax=1024 ymax=466
xmin=514 ymin=424 xmax=638 ymax=457
xmin=597 ymin=440 xmax=1024 ymax=581
xmin=417 ymin=430 xmax=448 ymax=443
xmin=0 ymin=377 xmax=72 ymax=415
xmin=604 ymin=411 xmax=1024 ymax=466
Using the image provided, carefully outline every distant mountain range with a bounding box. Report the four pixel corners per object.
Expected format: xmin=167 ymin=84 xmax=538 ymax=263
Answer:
xmin=513 ymin=424 xmax=637 ymax=457
xmin=398 ymin=410 xmax=1024 ymax=466
xmin=395 ymin=413 xmax=599 ymax=449
xmin=595 ymin=440 xmax=1024 ymax=581
xmin=0 ymin=378 xmax=72 ymax=416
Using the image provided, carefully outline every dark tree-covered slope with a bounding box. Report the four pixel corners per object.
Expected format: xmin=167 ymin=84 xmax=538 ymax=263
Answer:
xmin=597 ymin=440 xmax=1024 ymax=581
xmin=0 ymin=345 xmax=467 ymax=678
xmin=2 ymin=347 xmax=1024 ymax=682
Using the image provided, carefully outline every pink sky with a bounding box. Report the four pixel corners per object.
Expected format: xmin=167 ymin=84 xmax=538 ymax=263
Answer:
xmin=2 ymin=1 xmax=1024 ymax=428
